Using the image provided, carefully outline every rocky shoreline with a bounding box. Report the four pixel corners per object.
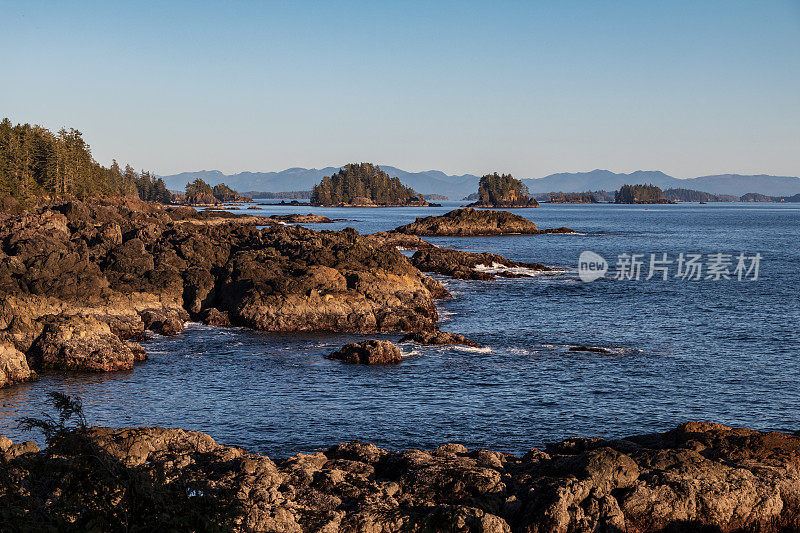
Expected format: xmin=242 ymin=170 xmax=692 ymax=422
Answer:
xmin=0 ymin=198 xmax=448 ymax=387
xmin=2 ymin=421 xmax=799 ymax=531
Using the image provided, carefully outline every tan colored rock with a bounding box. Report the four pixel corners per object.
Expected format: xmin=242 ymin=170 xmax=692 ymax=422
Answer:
xmin=0 ymin=337 xmax=36 ymax=387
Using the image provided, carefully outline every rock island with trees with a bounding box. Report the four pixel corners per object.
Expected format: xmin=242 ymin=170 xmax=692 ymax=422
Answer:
xmin=468 ymin=173 xmax=539 ymax=208
xmin=614 ymin=184 xmax=674 ymax=204
xmin=310 ymin=163 xmax=428 ymax=207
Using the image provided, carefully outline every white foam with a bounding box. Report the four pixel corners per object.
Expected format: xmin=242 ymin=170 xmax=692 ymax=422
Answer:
xmin=473 ymin=262 xmax=551 ymax=277
xmin=452 ymin=345 xmax=493 ymax=353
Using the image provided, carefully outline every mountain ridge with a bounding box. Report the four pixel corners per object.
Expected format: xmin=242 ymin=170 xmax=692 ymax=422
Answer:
xmin=160 ymin=167 xmax=800 ymax=199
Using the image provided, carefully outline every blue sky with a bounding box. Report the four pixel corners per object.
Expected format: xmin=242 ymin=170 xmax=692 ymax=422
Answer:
xmin=2 ymin=1 xmax=799 ymax=178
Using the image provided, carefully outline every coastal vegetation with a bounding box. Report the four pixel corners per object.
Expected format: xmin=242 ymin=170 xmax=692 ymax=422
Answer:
xmin=614 ymin=184 xmax=672 ymax=204
xmin=0 ymin=118 xmax=169 ymax=204
xmin=472 ymin=172 xmax=539 ymax=207
xmin=179 ymin=178 xmax=250 ymax=205
xmin=310 ymin=163 xmax=426 ymax=206
xmin=664 ymin=188 xmax=738 ymax=202
xmin=548 ymin=191 xmax=599 ymax=203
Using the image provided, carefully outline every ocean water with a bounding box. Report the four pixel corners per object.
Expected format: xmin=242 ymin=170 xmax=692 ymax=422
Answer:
xmin=2 ymin=201 xmax=798 ymax=457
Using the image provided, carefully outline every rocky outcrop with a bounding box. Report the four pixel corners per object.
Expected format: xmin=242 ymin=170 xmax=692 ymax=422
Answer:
xmin=27 ymin=315 xmax=147 ymax=372
xmin=395 ymin=208 xmax=574 ymax=236
xmin=365 ymin=230 xmax=437 ymax=251
xmin=326 ymin=339 xmax=403 ymax=364
xmin=0 ymin=199 xmax=443 ymax=385
xmin=402 ymin=330 xmax=481 ymax=347
xmin=269 ymin=213 xmax=336 ymax=224
xmin=2 ymin=422 xmax=800 ymax=531
xmin=411 ymin=248 xmax=553 ymax=280
xmin=0 ymin=336 xmax=36 ymax=387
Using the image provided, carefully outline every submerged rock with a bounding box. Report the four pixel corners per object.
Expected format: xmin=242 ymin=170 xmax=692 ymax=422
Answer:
xmin=394 ymin=208 xmax=575 ymax=236
xmin=327 ymin=339 xmax=403 ymax=364
xmin=402 ymin=330 xmax=481 ymax=348
xmin=568 ymin=345 xmax=614 ymax=354
xmin=2 ymin=422 xmax=800 ymax=532
xmin=411 ymin=247 xmax=553 ymax=280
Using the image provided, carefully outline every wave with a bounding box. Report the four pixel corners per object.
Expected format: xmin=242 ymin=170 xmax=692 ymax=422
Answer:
xmin=452 ymin=345 xmax=493 ymax=354
xmin=474 ymin=262 xmax=553 ymax=277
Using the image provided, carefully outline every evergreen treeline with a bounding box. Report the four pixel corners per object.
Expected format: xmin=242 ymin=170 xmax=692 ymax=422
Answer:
xmin=248 ymin=190 xmax=312 ymax=199
xmin=0 ymin=118 xmax=171 ymax=203
xmin=615 ymin=184 xmax=671 ymax=204
xmin=548 ymin=192 xmax=599 ymax=203
xmin=475 ymin=173 xmax=538 ymax=207
xmin=311 ymin=163 xmax=422 ymax=206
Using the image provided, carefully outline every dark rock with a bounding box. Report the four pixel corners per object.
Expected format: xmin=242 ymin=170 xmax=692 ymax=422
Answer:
xmin=568 ymin=345 xmax=614 ymax=354
xmin=402 ymin=330 xmax=480 ymax=348
xmin=201 ymin=308 xmax=231 ymax=326
xmin=2 ymin=422 xmax=800 ymax=531
xmin=395 ymin=207 xmax=575 ymax=236
xmin=269 ymin=213 xmax=333 ymax=223
xmin=411 ymin=247 xmax=552 ymax=280
xmin=0 ymin=200 xmax=442 ymax=384
xmin=327 ymin=339 xmax=403 ymax=364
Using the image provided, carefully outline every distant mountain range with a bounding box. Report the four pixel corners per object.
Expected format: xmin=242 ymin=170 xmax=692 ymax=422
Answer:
xmin=161 ymin=167 xmax=800 ymax=199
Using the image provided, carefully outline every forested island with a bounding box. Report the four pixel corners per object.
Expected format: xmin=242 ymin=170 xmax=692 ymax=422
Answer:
xmin=663 ymin=188 xmax=738 ymax=202
xmin=310 ymin=163 xmax=428 ymax=207
xmin=547 ymin=192 xmax=599 ymax=203
xmin=469 ymin=173 xmax=539 ymax=208
xmin=175 ymin=178 xmax=251 ymax=205
xmin=614 ymin=184 xmax=674 ymax=204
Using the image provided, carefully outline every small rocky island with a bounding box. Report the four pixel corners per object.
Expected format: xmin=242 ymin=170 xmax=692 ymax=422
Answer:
xmin=310 ymin=163 xmax=428 ymax=207
xmin=2 ymin=418 xmax=799 ymax=532
xmin=615 ymin=184 xmax=675 ymax=204
xmin=394 ymin=207 xmax=574 ymax=236
xmin=468 ymin=173 xmax=540 ymax=208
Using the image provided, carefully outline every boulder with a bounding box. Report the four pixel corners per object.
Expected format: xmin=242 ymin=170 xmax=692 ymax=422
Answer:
xmin=28 ymin=315 xmax=145 ymax=372
xmin=327 ymin=339 xmax=403 ymax=364
xmin=0 ymin=337 xmax=36 ymax=387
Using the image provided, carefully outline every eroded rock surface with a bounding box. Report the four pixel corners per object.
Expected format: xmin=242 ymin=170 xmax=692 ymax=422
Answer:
xmin=0 ymin=199 xmax=443 ymax=384
xmin=2 ymin=422 xmax=799 ymax=532
xmin=394 ymin=208 xmax=574 ymax=237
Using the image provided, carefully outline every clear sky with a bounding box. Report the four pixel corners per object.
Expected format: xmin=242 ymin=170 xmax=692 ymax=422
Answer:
xmin=2 ymin=0 xmax=799 ymax=178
